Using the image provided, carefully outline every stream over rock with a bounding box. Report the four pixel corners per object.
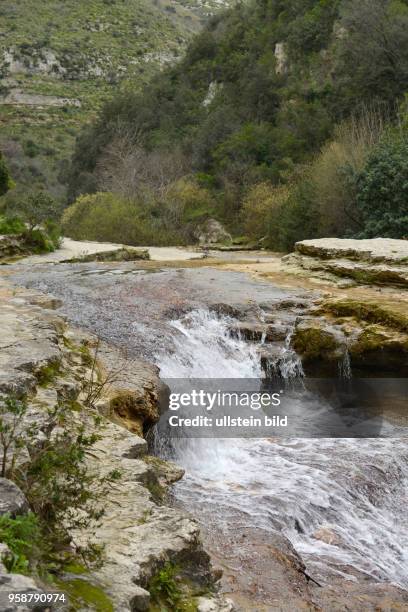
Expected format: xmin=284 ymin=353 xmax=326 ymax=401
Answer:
xmin=9 ymin=260 xmax=408 ymax=609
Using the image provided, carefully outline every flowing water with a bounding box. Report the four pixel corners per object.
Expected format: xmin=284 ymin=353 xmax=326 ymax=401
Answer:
xmin=10 ymin=262 xmax=408 ymax=597
xmin=156 ymin=309 xmax=408 ymax=589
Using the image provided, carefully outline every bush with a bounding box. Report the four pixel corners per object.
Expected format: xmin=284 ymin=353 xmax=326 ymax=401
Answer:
xmin=278 ymin=172 xmax=320 ymax=250
xmin=309 ymin=113 xmax=385 ymax=236
xmin=0 ymin=215 xmax=25 ymax=235
xmin=356 ymin=130 xmax=408 ymax=238
xmin=62 ymin=190 xmax=199 ymax=246
xmin=23 ymin=228 xmax=56 ymax=253
xmin=0 ymin=395 xmax=121 ymax=570
xmin=14 ymin=191 xmax=59 ymax=233
xmin=0 ymin=513 xmax=45 ymax=574
xmin=242 ymin=182 xmax=290 ymax=247
xmin=149 ymin=563 xmax=182 ymax=610
xmin=164 ymin=178 xmax=214 ymax=224
xmin=268 ymin=110 xmax=386 ymax=249
xmin=0 ymin=151 xmax=14 ymax=196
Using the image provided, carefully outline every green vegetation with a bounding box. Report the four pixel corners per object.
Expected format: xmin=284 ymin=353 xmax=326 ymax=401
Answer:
xmin=0 ymin=0 xmax=232 ymax=198
xmin=149 ymin=563 xmax=183 ymax=609
xmin=0 ymin=183 xmax=62 ymax=256
xmin=62 ymin=180 xmax=214 ymax=246
xmin=149 ymin=563 xmax=199 ymax=612
xmin=0 ymin=151 xmax=14 ymax=195
xmin=13 ymin=191 xmax=58 ymax=233
xmin=356 ymin=130 xmax=408 ymax=238
xmin=55 ymin=577 xmax=114 ymax=612
xmin=0 ymin=395 xmax=121 ymax=576
xmin=0 ymin=215 xmax=25 ymax=235
xmin=0 ymin=513 xmax=44 ymax=574
xmin=67 ymin=0 xmax=408 ymax=247
xmin=36 ymin=360 xmax=62 ymax=387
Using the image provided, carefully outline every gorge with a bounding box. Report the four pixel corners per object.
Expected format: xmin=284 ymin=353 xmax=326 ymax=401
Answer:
xmin=0 ymin=238 xmax=406 ymax=610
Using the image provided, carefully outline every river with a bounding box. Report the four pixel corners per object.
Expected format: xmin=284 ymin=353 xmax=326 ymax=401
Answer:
xmin=10 ymin=258 xmax=408 ymax=609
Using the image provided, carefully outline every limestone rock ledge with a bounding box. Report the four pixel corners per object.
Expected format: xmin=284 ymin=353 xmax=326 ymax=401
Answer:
xmin=291 ymin=297 xmax=408 ymax=376
xmin=0 ymin=279 xmax=229 ymax=611
xmin=283 ymin=237 xmax=408 ymax=287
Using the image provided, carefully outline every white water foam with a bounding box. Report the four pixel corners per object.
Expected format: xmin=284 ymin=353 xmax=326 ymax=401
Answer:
xmin=157 ymin=308 xmax=408 ymax=587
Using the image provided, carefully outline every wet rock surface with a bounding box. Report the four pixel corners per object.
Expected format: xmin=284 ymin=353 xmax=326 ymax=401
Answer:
xmin=3 ymin=245 xmax=408 ymax=611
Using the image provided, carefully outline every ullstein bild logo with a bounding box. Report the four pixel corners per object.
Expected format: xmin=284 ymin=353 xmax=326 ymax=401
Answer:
xmin=168 ymin=413 xmax=288 ymax=428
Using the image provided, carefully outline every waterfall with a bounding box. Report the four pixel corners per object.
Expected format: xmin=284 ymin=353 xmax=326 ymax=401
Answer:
xmin=339 ymin=348 xmax=352 ymax=379
xmin=159 ymin=308 xmax=262 ymax=379
xmin=156 ymin=308 xmax=408 ymax=589
xmin=264 ymin=324 xmax=304 ymax=379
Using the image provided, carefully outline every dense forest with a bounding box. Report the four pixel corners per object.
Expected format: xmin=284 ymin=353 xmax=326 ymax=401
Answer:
xmin=5 ymin=0 xmax=408 ymax=248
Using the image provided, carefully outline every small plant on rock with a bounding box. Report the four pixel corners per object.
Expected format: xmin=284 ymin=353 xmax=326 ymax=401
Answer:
xmin=0 ymin=395 xmax=121 ymax=570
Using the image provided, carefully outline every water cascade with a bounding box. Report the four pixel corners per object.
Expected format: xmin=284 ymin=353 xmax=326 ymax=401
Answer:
xmin=156 ymin=308 xmax=408 ymax=587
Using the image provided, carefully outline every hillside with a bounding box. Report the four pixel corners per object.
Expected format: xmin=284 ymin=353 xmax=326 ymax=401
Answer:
xmin=65 ymin=0 xmax=408 ymax=247
xmin=0 ymin=0 xmax=231 ymax=199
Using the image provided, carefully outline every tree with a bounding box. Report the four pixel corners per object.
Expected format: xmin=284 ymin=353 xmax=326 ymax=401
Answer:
xmin=0 ymin=151 xmax=13 ymax=196
xmin=333 ymin=0 xmax=408 ymax=113
xmin=17 ymin=191 xmax=58 ymax=233
xmin=356 ymin=130 xmax=408 ymax=238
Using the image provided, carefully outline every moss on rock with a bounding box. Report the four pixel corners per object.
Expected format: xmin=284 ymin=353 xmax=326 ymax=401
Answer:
xmin=318 ymin=299 xmax=408 ymax=333
xmin=292 ymin=322 xmax=340 ymax=361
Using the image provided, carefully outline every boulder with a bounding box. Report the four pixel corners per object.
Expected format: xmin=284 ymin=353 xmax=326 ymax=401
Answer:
xmin=349 ymin=325 xmax=408 ymax=374
xmin=95 ymin=343 xmax=164 ymax=437
xmin=129 ymin=586 xmax=150 ymax=611
xmin=292 ymin=319 xmax=343 ymax=362
xmin=0 ymin=235 xmax=27 ymax=260
xmin=195 ymin=219 xmax=232 ymax=246
xmin=295 ymin=238 xmax=408 ymax=264
xmin=0 ymin=479 xmax=29 ymax=517
xmin=0 ymin=571 xmax=53 ymax=612
xmin=0 ymin=545 xmax=55 ymax=612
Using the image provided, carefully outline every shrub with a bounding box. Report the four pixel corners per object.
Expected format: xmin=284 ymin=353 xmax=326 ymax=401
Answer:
xmin=149 ymin=563 xmax=182 ymax=609
xmin=310 ymin=112 xmax=385 ymax=236
xmin=23 ymin=228 xmax=56 ymax=253
xmin=23 ymin=140 xmax=41 ymax=159
xmin=272 ymin=110 xmax=386 ymax=248
xmin=0 ymin=215 xmax=25 ymax=235
xmin=164 ymin=178 xmax=214 ymax=224
xmin=15 ymin=191 xmax=59 ymax=233
xmin=63 ymin=191 xmax=188 ymax=246
xmin=242 ymin=182 xmax=290 ymax=247
xmin=0 ymin=396 xmax=121 ymax=569
xmin=0 ymin=513 xmax=45 ymax=574
xmin=356 ymin=130 xmax=408 ymax=238
xmin=278 ymin=171 xmax=320 ymax=250
xmin=0 ymin=151 xmax=14 ymax=196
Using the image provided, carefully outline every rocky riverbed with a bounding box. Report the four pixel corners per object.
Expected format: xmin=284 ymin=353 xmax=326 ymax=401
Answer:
xmin=0 ymin=238 xmax=407 ymax=611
